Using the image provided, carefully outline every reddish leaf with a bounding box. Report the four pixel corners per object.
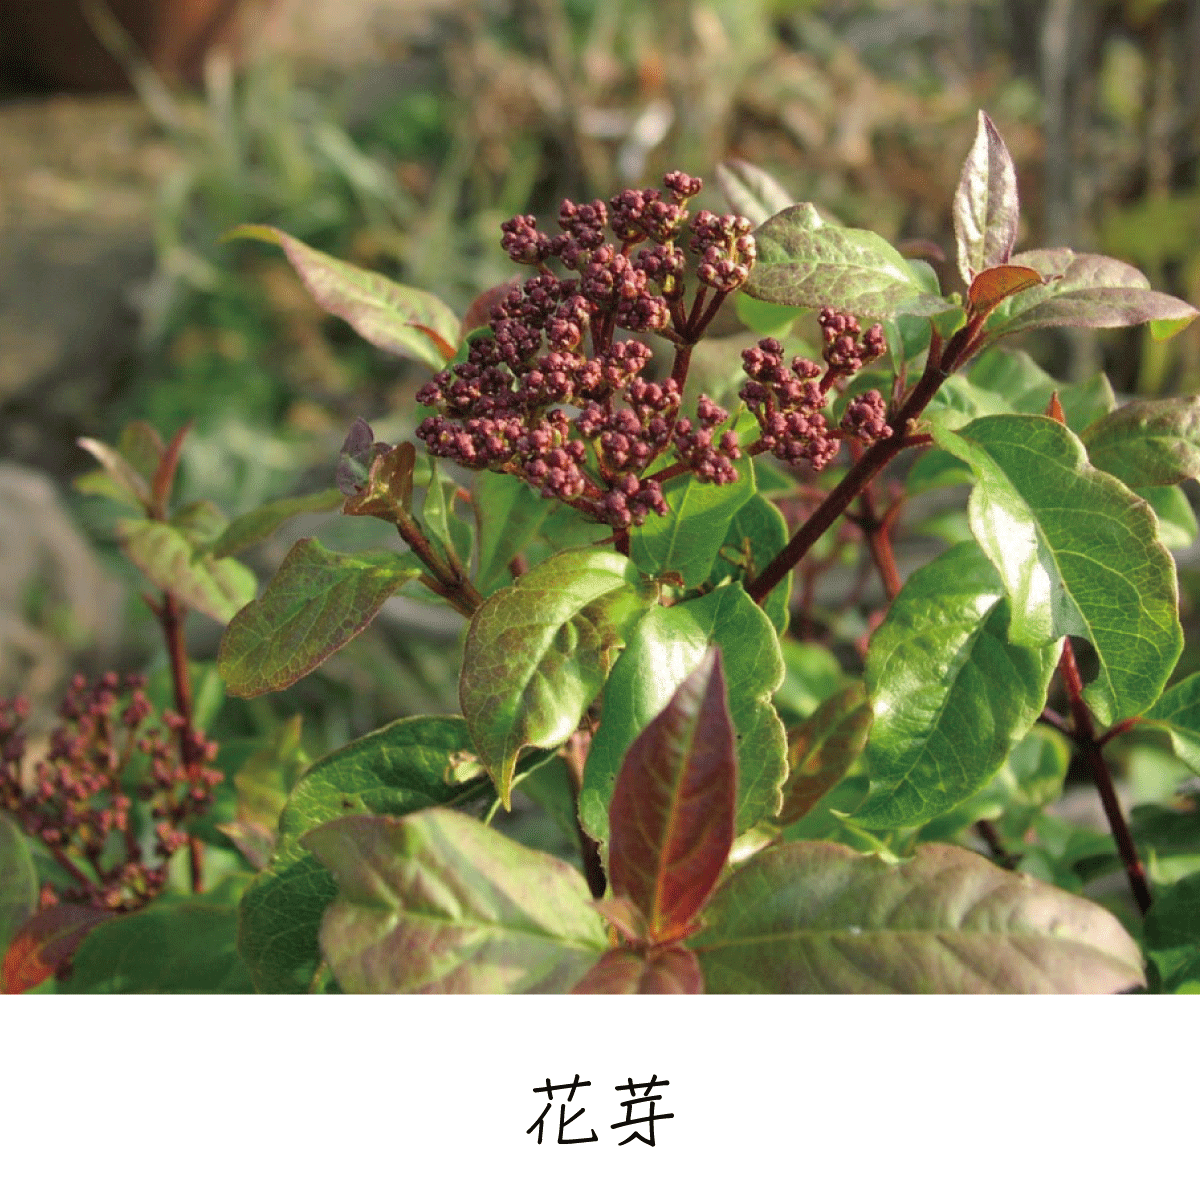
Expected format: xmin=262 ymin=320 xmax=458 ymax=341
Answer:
xmin=952 ymin=111 xmax=1020 ymax=284
xmin=779 ymin=684 xmax=873 ymax=825
xmin=571 ymin=946 xmax=704 ymax=994
xmin=1 ymin=904 xmax=114 ymax=994
xmin=607 ymin=647 xmax=736 ymax=944
xmin=342 ymin=443 xmax=416 ymax=523
xmin=967 ymin=264 xmax=1043 ymax=318
xmin=460 ymin=278 xmax=520 ymax=338
xmin=151 ymin=422 xmax=191 ymax=514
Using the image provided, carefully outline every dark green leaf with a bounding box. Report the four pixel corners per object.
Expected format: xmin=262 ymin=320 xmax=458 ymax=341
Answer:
xmin=934 ymin=414 xmax=1182 ymax=725
xmin=608 ymin=649 xmax=736 ymax=943
xmin=117 ymin=518 xmax=257 ymax=623
xmin=779 ymin=683 xmax=873 ymax=825
xmin=225 ymin=225 xmax=459 ymax=367
xmin=203 ymin=489 xmax=344 ymax=559
xmin=630 ymin=456 xmax=755 ymax=588
xmin=690 ymin=841 xmax=1145 ymax=993
xmin=63 ymin=876 xmax=254 ymax=993
xmin=571 ymin=945 xmax=703 ymax=994
xmin=1144 ymin=673 xmax=1200 ymax=774
xmin=986 ymin=248 xmax=1198 ymax=339
xmin=952 ymin=111 xmax=1019 ymax=284
xmin=472 ymin=470 xmax=550 ymax=595
xmin=1082 ymin=397 xmax=1200 ymax=489
xmin=0 ymin=814 xmax=37 ymax=956
xmin=460 ymin=548 xmax=652 ymax=807
xmin=704 ymin=491 xmax=791 ymax=633
xmin=304 ymin=810 xmax=606 ymax=993
xmin=858 ymin=542 xmax=1060 ymax=830
xmin=218 ymin=538 xmax=420 ymax=698
xmin=579 ymin=584 xmax=786 ymax=845
xmin=745 ymin=203 xmax=953 ymax=319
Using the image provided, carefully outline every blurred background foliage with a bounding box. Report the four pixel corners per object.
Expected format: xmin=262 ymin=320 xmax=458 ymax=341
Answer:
xmin=2 ymin=0 xmax=1200 ymax=880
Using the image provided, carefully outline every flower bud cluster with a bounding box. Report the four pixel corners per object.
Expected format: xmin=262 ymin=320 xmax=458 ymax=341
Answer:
xmin=739 ymin=308 xmax=890 ymax=471
xmin=0 ymin=674 xmax=222 ymax=912
xmin=415 ymin=173 xmax=755 ymax=529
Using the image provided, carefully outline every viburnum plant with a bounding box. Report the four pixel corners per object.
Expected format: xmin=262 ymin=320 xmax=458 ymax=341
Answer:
xmin=5 ymin=112 xmax=1200 ymax=993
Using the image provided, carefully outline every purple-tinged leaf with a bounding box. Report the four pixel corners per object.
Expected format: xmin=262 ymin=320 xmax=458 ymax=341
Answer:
xmin=571 ymin=945 xmax=704 ymax=994
xmin=224 ymin=224 xmax=460 ymax=368
xmin=985 ymin=248 xmax=1198 ymax=339
xmin=1081 ymin=396 xmax=1200 ymax=489
xmin=690 ymin=841 xmax=1145 ymax=993
xmin=460 ymin=278 xmax=520 ymax=339
xmin=953 ymin=111 xmax=1019 ymax=285
xmin=715 ymin=160 xmax=795 ymax=227
xmin=744 ymin=203 xmax=954 ymax=320
xmin=967 ymin=264 xmax=1043 ymax=317
xmin=117 ymin=517 xmax=257 ymax=623
xmin=218 ymin=538 xmax=421 ymax=698
xmin=342 ymin=443 xmax=417 ymax=523
xmin=336 ymin=417 xmax=377 ymax=496
xmin=304 ymin=810 xmax=607 ymax=993
xmin=1 ymin=904 xmax=114 ymax=994
xmin=607 ymin=648 xmax=736 ymax=944
xmin=778 ymin=683 xmax=873 ymax=826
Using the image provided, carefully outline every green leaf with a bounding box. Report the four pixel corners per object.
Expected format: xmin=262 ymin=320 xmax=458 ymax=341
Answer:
xmin=472 ymin=470 xmax=550 ymax=595
xmin=715 ymin=159 xmax=795 ymax=227
xmin=986 ymin=248 xmax=1198 ymax=339
xmin=224 ymin=224 xmax=459 ymax=368
xmin=63 ymin=876 xmax=255 ymax=993
xmin=571 ymin=945 xmax=704 ymax=994
xmin=858 ymin=542 xmax=1060 ymax=830
xmin=1144 ymin=673 xmax=1200 ymax=774
xmin=218 ymin=538 xmax=420 ymax=698
xmin=304 ymin=810 xmax=606 ymax=993
xmin=689 ymin=841 xmax=1145 ymax=993
xmin=774 ymin=639 xmax=847 ymax=723
xmin=1144 ymin=873 xmax=1200 ymax=991
xmin=116 ymin=517 xmax=257 ymax=624
xmin=953 ymin=111 xmax=1020 ymax=285
xmin=1082 ymin=397 xmax=1200 ymax=489
xmin=0 ymin=814 xmax=37 ymax=956
xmin=203 ymin=489 xmax=344 ymax=559
xmin=934 ymin=414 xmax=1182 ymax=725
xmin=630 ymin=456 xmax=755 ymax=588
xmin=579 ymin=584 xmax=786 ymax=845
xmin=422 ymin=455 xmax=473 ymax=571
xmin=779 ymin=683 xmax=873 ymax=825
xmin=607 ymin=649 xmax=736 ymax=943
xmin=745 ymin=202 xmax=953 ymax=319
xmin=77 ymin=437 xmax=152 ymax=510
xmin=460 ymin=548 xmax=652 ymax=807
xmin=704 ymin=491 xmax=791 ymax=633
xmin=1138 ymin=485 xmax=1197 ymax=549
xmin=968 ymin=347 xmax=1116 ymax=433
xmin=236 ymin=714 xmax=513 ymax=992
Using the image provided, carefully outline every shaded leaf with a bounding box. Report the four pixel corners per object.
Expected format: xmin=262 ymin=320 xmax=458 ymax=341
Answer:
xmin=0 ymin=814 xmax=37 ymax=956
xmin=705 ymin=491 xmax=792 ymax=634
xmin=579 ymin=584 xmax=786 ymax=845
xmin=630 ymin=455 xmax=755 ymax=587
xmin=715 ymin=159 xmax=795 ymax=227
xmin=859 ymin=542 xmax=1060 ymax=830
xmin=745 ymin=203 xmax=953 ymax=319
xmin=1082 ymin=396 xmax=1200 ymax=489
xmin=236 ymin=715 xmax=539 ymax=992
xmin=934 ymin=414 xmax=1182 ymax=725
xmin=968 ymin=347 xmax=1116 ymax=433
xmin=460 ymin=548 xmax=652 ymax=808
xmin=472 ymin=470 xmax=550 ymax=595
xmin=62 ymin=876 xmax=254 ymax=993
xmin=953 ymin=111 xmax=1019 ymax=284
xmin=77 ymin=437 xmax=151 ymax=510
xmin=304 ymin=810 xmax=606 ymax=993
xmin=1 ymin=904 xmax=114 ymax=994
xmin=218 ymin=538 xmax=420 ymax=698
xmin=986 ymin=248 xmax=1198 ymax=339
xmin=203 ymin=489 xmax=344 ymax=559
xmin=608 ymin=649 xmax=736 ymax=943
xmin=1143 ymin=673 xmax=1200 ymax=774
xmin=117 ymin=518 xmax=257 ymax=623
xmin=1137 ymin=485 xmax=1197 ymax=549
xmin=689 ymin=841 xmax=1145 ymax=993
xmin=779 ymin=683 xmax=873 ymax=825
xmin=571 ymin=945 xmax=703 ymax=994
xmin=225 ymin=225 xmax=458 ymax=367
